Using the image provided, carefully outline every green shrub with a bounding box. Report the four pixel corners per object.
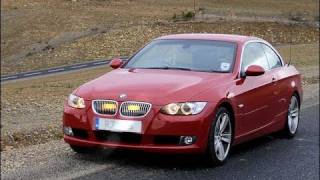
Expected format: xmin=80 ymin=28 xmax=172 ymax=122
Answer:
xmin=183 ymin=11 xmax=195 ymax=19
xmin=172 ymin=11 xmax=195 ymax=21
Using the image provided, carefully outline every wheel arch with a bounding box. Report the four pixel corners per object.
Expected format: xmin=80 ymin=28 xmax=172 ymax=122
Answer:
xmin=292 ymin=90 xmax=301 ymax=108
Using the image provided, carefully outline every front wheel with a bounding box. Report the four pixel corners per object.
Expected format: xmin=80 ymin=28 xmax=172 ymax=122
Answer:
xmin=283 ymin=94 xmax=300 ymax=138
xmin=206 ymin=107 xmax=233 ymax=166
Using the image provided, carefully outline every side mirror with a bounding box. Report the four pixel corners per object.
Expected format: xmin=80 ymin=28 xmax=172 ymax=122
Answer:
xmin=244 ymin=65 xmax=265 ymax=76
xmin=109 ymin=58 xmax=123 ymax=69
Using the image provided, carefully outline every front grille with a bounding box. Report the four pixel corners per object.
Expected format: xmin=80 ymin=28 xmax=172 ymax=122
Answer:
xmin=120 ymin=101 xmax=151 ymax=117
xmin=95 ymin=131 xmax=142 ymax=144
xmin=92 ymin=100 xmax=117 ymax=115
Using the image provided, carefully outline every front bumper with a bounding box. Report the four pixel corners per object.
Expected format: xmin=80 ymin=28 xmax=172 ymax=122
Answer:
xmin=64 ymin=135 xmax=202 ymax=153
xmin=63 ymin=102 xmax=216 ymax=154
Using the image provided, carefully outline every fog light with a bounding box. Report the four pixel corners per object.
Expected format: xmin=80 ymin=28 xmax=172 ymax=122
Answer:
xmin=63 ymin=126 xmax=73 ymax=136
xmin=180 ymin=136 xmax=196 ymax=145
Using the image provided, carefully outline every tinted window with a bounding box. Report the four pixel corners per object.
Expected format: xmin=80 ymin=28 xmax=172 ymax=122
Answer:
xmin=261 ymin=44 xmax=282 ymax=69
xmin=241 ymin=43 xmax=269 ymax=72
xmin=125 ymin=40 xmax=237 ymax=73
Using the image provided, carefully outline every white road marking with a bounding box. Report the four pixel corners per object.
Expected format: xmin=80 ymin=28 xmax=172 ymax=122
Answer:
xmin=1 ymin=59 xmax=114 ymax=81
xmin=23 ymin=72 xmax=42 ymax=77
xmin=1 ymin=76 xmax=18 ymax=80
xmin=70 ymin=64 xmax=87 ymax=69
xmin=48 ymin=68 xmax=65 ymax=73
xmin=1 ymin=61 xmax=107 ymax=81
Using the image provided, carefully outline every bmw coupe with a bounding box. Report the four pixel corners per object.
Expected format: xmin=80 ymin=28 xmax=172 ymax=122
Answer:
xmin=63 ymin=34 xmax=302 ymax=165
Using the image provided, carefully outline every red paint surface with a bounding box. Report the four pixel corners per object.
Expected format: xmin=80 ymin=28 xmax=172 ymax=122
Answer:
xmin=63 ymin=34 xmax=303 ymax=153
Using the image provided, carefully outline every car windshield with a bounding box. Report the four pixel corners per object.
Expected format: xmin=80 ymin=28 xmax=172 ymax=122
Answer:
xmin=124 ymin=39 xmax=237 ymax=73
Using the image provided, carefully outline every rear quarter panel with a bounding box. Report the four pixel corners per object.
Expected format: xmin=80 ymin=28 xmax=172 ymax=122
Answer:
xmin=276 ymin=65 xmax=303 ymax=106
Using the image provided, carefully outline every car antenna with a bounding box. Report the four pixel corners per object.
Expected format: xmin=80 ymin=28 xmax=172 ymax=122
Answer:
xmin=287 ymin=23 xmax=293 ymax=66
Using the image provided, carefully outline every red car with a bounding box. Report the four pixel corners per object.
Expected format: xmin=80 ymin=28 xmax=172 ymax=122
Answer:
xmin=63 ymin=34 xmax=302 ymax=165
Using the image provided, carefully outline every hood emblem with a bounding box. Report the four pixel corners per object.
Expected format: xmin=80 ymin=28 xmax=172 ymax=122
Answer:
xmin=119 ymin=94 xmax=127 ymax=99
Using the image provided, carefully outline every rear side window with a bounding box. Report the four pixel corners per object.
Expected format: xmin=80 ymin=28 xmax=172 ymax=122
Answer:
xmin=241 ymin=42 xmax=270 ymax=72
xmin=261 ymin=44 xmax=282 ymax=69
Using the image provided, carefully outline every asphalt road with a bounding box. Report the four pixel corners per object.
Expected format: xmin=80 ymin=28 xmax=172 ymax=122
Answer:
xmin=2 ymin=103 xmax=319 ymax=180
xmin=0 ymin=57 xmax=127 ymax=82
xmin=0 ymin=60 xmax=107 ymax=82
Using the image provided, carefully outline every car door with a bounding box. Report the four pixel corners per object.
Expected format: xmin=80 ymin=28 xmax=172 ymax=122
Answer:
xmin=234 ymin=42 xmax=275 ymax=135
xmin=261 ymin=43 xmax=288 ymax=119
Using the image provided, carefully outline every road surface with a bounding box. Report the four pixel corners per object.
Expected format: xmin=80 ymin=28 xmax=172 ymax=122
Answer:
xmin=0 ymin=56 xmax=127 ymax=82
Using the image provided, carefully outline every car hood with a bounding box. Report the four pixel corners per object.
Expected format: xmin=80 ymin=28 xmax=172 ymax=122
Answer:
xmin=75 ymin=68 xmax=230 ymax=105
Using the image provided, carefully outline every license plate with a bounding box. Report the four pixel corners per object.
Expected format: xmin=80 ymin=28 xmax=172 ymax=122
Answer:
xmin=95 ymin=118 xmax=142 ymax=133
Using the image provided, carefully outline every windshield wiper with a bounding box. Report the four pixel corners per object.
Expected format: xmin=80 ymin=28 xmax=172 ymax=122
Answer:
xmin=141 ymin=66 xmax=192 ymax=71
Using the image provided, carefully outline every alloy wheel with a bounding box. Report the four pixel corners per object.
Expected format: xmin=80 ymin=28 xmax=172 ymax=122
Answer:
xmin=214 ymin=112 xmax=232 ymax=161
xmin=288 ymin=96 xmax=299 ymax=134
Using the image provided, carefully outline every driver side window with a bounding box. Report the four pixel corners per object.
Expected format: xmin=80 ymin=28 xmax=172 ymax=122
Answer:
xmin=241 ymin=42 xmax=270 ymax=73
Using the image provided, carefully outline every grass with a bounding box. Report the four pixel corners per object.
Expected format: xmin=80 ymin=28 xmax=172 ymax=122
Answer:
xmin=1 ymin=67 xmax=110 ymax=130
xmin=1 ymin=0 xmax=319 ymax=76
xmin=2 ymin=21 xmax=318 ymax=76
xmin=277 ymin=43 xmax=319 ymax=67
xmin=277 ymin=43 xmax=319 ymax=85
xmin=1 ymin=66 xmax=111 ymax=149
xmin=197 ymin=0 xmax=319 ymax=21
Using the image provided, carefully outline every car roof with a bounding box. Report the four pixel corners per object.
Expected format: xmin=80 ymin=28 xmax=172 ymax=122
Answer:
xmin=156 ymin=33 xmax=262 ymax=44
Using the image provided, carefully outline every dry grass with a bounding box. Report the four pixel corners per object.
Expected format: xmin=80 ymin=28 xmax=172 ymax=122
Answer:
xmin=277 ymin=43 xmax=319 ymax=67
xmin=2 ymin=21 xmax=318 ymax=75
xmin=1 ymin=67 xmax=110 ymax=131
xmin=1 ymin=0 xmax=319 ymax=75
xmin=1 ymin=66 xmax=111 ymax=149
xmin=197 ymin=0 xmax=319 ymax=21
xmin=277 ymin=43 xmax=319 ymax=85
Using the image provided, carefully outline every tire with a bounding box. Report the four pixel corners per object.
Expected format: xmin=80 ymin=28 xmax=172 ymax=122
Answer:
xmin=206 ymin=107 xmax=233 ymax=166
xmin=282 ymin=94 xmax=300 ymax=138
xmin=70 ymin=145 xmax=98 ymax=154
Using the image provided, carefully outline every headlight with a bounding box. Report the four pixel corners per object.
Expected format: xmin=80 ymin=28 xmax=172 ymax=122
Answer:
xmin=161 ymin=102 xmax=207 ymax=115
xmin=68 ymin=94 xmax=85 ymax=109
